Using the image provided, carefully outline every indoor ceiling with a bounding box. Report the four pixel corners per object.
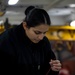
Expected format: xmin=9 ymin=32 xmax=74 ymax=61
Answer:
xmin=0 ymin=0 xmax=75 ymax=25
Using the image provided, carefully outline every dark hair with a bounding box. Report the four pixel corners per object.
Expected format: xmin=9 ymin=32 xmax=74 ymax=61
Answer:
xmin=24 ymin=6 xmax=51 ymax=27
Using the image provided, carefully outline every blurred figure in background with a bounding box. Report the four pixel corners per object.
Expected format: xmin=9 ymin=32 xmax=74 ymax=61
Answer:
xmin=4 ymin=17 xmax=11 ymax=30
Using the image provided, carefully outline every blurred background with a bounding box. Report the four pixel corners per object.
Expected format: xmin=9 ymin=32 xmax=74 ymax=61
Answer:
xmin=0 ymin=0 xmax=75 ymax=75
xmin=1 ymin=0 xmax=75 ymax=25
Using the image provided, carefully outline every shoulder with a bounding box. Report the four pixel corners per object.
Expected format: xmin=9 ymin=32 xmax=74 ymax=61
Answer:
xmin=42 ymin=36 xmax=51 ymax=47
xmin=0 ymin=25 xmax=19 ymax=48
xmin=0 ymin=29 xmax=12 ymax=41
xmin=0 ymin=26 xmax=15 ymax=41
xmin=43 ymin=36 xmax=49 ymax=42
xmin=0 ymin=24 xmax=22 ymax=40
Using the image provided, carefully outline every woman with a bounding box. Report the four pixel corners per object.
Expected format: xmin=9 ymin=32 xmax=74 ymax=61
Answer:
xmin=0 ymin=6 xmax=61 ymax=75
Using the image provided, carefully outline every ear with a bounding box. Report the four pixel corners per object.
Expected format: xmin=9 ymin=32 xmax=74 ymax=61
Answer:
xmin=23 ymin=22 xmax=27 ymax=30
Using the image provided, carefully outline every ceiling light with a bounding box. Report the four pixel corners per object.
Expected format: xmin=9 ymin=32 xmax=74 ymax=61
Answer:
xmin=8 ymin=0 xmax=19 ymax=5
xmin=70 ymin=20 xmax=75 ymax=26
xmin=69 ymin=4 xmax=75 ymax=7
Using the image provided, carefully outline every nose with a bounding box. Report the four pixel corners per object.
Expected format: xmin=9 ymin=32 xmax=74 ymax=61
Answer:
xmin=38 ymin=34 xmax=45 ymax=40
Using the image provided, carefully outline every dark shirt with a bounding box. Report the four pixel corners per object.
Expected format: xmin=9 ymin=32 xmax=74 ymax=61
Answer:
xmin=0 ymin=23 xmax=59 ymax=75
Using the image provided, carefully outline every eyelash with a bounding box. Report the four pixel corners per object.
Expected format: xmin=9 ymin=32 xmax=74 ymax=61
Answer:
xmin=34 ymin=32 xmax=46 ymax=34
xmin=35 ymin=32 xmax=41 ymax=34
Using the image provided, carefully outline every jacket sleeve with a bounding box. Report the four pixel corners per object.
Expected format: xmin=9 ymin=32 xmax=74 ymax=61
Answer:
xmin=43 ymin=37 xmax=59 ymax=75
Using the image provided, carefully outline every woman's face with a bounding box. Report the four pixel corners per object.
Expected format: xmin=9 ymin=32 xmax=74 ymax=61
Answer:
xmin=23 ymin=22 xmax=50 ymax=43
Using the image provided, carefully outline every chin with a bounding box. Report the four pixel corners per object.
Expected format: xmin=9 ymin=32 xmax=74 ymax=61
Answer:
xmin=33 ymin=41 xmax=40 ymax=43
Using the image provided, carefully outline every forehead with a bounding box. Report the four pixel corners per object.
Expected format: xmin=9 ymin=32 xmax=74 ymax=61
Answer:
xmin=32 ymin=24 xmax=50 ymax=32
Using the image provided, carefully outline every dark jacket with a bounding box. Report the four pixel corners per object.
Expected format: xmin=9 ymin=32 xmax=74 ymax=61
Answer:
xmin=0 ymin=23 xmax=59 ymax=75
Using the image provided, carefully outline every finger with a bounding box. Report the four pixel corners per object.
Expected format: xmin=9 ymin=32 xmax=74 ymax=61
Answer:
xmin=50 ymin=60 xmax=60 ymax=64
xmin=52 ymin=63 xmax=62 ymax=67
xmin=51 ymin=66 xmax=61 ymax=71
xmin=49 ymin=60 xmax=61 ymax=65
xmin=52 ymin=60 xmax=60 ymax=63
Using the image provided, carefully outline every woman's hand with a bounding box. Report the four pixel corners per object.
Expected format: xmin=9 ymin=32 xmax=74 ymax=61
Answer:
xmin=49 ymin=59 xmax=62 ymax=71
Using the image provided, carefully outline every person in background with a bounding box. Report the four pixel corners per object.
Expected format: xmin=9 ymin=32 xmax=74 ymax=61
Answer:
xmin=4 ymin=18 xmax=11 ymax=30
xmin=0 ymin=6 xmax=61 ymax=75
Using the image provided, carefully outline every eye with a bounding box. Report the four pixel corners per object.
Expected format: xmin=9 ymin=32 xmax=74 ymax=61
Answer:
xmin=34 ymin=31 xmax=41 ymax=34
xmin=34 ymin=31 xmax=47 ymax=35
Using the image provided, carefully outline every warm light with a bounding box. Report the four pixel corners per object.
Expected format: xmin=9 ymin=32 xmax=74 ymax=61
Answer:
xmin=8 ymin=0 xmax=19 ymax=5
xmin=70 ymin=20 xmax=75 ymax=26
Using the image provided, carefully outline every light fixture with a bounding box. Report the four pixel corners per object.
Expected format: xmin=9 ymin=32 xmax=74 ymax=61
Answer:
xmin=69 ymin=4 xmax=75 ymax=7
xmin=8 ymin=0 xmax=19 ymax=5
xmin=70 ymin=20 xmax=75 ymax=26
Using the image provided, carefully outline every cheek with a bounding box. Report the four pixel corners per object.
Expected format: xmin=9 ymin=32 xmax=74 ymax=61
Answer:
xmin=29 ymin=31 xmax=37 ymax=38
